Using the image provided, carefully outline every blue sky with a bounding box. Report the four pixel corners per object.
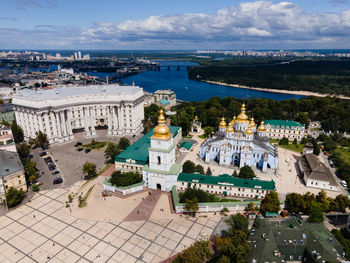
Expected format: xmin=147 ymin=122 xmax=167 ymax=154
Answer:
xmin=0 ymin=0 xmax=350 ymax=49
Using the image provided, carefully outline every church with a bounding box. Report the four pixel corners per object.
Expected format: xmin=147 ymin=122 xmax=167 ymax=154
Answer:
xmin=200 ymin=103 xmax=278 ymax=172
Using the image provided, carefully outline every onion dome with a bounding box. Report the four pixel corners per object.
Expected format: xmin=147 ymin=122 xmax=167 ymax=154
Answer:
xmin=231 ymin=116 xmax=236 ymax=125
xmin=153 ymin=109 xmax=170 ymax=139
xmin=194 ymin=116 xmax=198 ymax=121
xmin=226 ymin=122 xmax=234 ymax=133
xmin=257 ymin=121 xmax=266 ymax=132
xmin=219 ymin=117 xmax=226 ymax=128
xmin=245 ymin=124 xmax=253 ymax=135
xmin=249 ymin=117 xmax=256 ymax=127
xmin=236 ymin=103 xmax=249 ymax=124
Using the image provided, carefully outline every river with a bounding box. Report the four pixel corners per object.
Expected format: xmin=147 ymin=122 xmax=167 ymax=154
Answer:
xmin=120 ymin=60 xmax=305 ymax=102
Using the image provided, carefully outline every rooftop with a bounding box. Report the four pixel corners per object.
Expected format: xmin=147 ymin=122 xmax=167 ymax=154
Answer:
xmin=12 ymin=84 xmax=141 ymax=101
xmin=179 ymin=141 xmax=192 ymax=150
xmin=177 ymin=173 xmax=276 ymax=191
xmin=247 ymin=216 xmax=345 ymax=263
xmin=265 ymin=119 xmax=304 ymax=128
xmin=115 ymin=126 xmax=181 ymax=165
xmin=0 ymin=150 xmax=24 ymax=177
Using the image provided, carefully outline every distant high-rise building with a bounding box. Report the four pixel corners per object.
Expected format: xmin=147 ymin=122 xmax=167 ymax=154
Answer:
xmin=78 ymin=51 xmax=82 ymax=60
xmin=74 ymin=52 xmax=78 ymax=60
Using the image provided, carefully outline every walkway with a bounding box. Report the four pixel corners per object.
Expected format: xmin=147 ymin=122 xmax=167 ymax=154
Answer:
xmin=124 ymin=190 xmax=162 ymax=221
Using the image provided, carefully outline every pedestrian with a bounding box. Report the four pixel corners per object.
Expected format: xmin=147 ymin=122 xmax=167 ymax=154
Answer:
xmin=33 ymin=214 xmax=35 ymax=218
xmin=53 ymin=243 xmax=55 ymax=246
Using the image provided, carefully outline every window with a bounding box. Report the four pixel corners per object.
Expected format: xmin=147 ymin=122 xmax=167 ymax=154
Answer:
xmin=157 ymin=156 xmax=161 ymax=165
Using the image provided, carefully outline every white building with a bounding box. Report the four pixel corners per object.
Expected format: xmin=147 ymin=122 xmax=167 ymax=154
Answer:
xmin=0 ymin=125 xmax=16 ymax=152
xmin=12 ymin=84 xmax=145 ymax=144
xmin=154 ymin=90 xmax=176 ymax=107
xmin=298 ymin=153 xmax=338 ymax=191
xmin=265 ymin=120 xmax=305 ymax=141
xmin=142 ymin=109 xmax=182 ymax=191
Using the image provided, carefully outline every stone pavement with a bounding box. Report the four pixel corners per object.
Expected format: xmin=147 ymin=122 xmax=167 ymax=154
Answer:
xmin=124 ymin=190 xmax=162 ymax=222
xmin=0 ymin=189 xmax=221 ymax=263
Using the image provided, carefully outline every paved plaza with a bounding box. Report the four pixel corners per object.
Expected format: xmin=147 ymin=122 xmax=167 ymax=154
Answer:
xmin=0 ymin=188 xmax=220 ymax=263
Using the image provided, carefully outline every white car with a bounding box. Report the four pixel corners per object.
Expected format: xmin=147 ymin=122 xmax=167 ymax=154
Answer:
xmin=340 ymin=180 xmax=347 ymax=187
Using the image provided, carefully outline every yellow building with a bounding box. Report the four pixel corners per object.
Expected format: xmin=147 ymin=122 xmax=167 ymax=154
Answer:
xmin=0 ymin=150 xmax=27 ymax=202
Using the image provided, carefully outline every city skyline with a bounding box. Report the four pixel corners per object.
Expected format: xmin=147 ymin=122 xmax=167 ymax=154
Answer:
xmin=0 ymin=0 xmax=350 ymax=49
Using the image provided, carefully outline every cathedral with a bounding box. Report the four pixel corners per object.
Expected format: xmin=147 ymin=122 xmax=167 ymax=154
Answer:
xmin=200 ymin=103 xmax=278 ymax=172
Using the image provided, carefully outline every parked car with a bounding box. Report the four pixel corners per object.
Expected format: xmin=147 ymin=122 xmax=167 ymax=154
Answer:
xmin=52 ymin=171 xmax=60 ymax=175
xmin=76 ymin=142 xmax=83 ymax=146
xmin=341 ymin=180 xmax=347 ymax=187
xmin=85 ymin=148 xmax=91 ymax=153
xmin=53 ymin=177 xmax=63 ymax=184
xmin=49 ymin=166 xmax=56 ymax=171
xmin=77 ymin=148 xmax=83 ymax=152
xmin=39 ymin=152 xmax=47 ymax=157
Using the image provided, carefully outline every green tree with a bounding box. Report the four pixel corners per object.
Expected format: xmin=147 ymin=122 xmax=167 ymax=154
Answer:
xmin=31 ymin=184 xmax=39 ymax=192
xmin=279 ymin=137 xmax=289 ymax=145
xmin=24 ymin=161 xmax=37 ymax=181
xmin=11 ymin=121 xmax=24 ymax=143
xmin=35 ymin=131 xmax=48 ymax=149
xmin=185 ymin=197 xmax=199 ymax=216
xmin=118 ymin=137 xmax=130 ymax=151
xmin=5 ymin=187 xmax=25 ymax=208
xmin=142 ymin=104 xmax=160 ymax=133
xmin=312 ymin=138 xmax=320 ymax=155
xmin=246 ymin=202 xmax=255 ymax=211
xmin=301 ymin=137 xmax=308 ymax=144
xmin=238 ymin=165 xmax=255 ymax=179
xmin=316 ymin=190 xmax=330 ymax=211
xmin=232 ymin=170 xmax=238 ymax=177
xmin=260 ymin=191 xmax=280 ymax=213
xmin=195 ymin=164 xmax=204 ymax=174
xmin=225 ymin=214 xmax=249 ymax=235
xmin=109 ymin=171 xmax=142 ymax=187
xmin=104 ymin=142 xmax=120 ymax=163
xmin=285 ymin=193 xmax=306 ymax=214
xmin=173 ymin=240 xmax=211 ymax=263
xmin=206 ymin=167 xmax=212 ymax=175
xmin=293 ymin=138 xmax=298 ymax=145
xmin=183 ymin=160 xmax=196 ymax=173
xmin=82 ymin=161 xmax=97 ymax=179
xmin=17 ymin=142 xmax=30 ymax=160
xmin=307 ymin=201 xmax=324 ymax=223
xmin=203 ymin=126 xmax=214 ymax=138
xmin=335 ymin=194 xmax=350 ymax=213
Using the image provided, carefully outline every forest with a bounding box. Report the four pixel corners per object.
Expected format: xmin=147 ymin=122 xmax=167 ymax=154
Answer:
xmin=166 ymin=96 xmax=350 ymax=135
xmin=188 ymin=59 xmax=350 ymax=97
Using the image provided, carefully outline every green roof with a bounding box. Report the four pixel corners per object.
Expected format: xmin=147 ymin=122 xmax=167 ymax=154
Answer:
xmin=179 ymin=141 xmax=192 ymax=150
xmin=115 ymin=126 xmax=181 ymax=165
xmin=265 ymin=119 xmax=304 ymax=128
xmin=177 ymin=173 xmax=275 ymax=191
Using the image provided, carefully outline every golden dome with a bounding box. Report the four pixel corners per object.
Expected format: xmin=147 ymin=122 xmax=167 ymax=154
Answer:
xmin=236 ymin=103 xmax=249 ymax=124
xmin=245 ymin=124 xmax=253 ymax=135
xmin=249 ymin=117 xmax=256 ymax=127
xmin=231 ymin=116 xmax=236 ymax=125
xmin=219 ymin=117 xmax=226 ymax=128
xmin=153 ymin=109 xmax=171 ymax=140
xmin=226 ymin=122 xmax=234 ymax=133
xmin=257 ymin=121 xmax=266 ymax=132
xmin=194 ymin=116 xmax=198 ymax=121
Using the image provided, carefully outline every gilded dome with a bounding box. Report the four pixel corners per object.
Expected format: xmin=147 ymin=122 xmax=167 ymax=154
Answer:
xmin=219 ymin=117 xmax=226 ymax=128
xmin=226 ymin=122 xmax=234 ymax=133
xmin=153 ymin=109 xmax=171 ymax=139
xmin=257 ymin=121 xmax=266 ymax=132
xmin=236 ymin=103 xmax=249 ymax=124
xmin=231 ymin=116 xmax=236 ymax=125
xmin=245 ymin=124 xmax=253 ymax=135
xmin=249 ymin=117 xmax=256 ymax=127
xmin=194 ymin=115 xmax=198 ymax=121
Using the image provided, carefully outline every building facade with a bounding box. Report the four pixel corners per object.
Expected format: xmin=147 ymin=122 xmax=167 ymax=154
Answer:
xmin=154 ymin=89 xmax=176 ymax=107
xmin=0 ymin=150 xmax=27 ymax=202
xmin=200 ymin=103 xmax=278 ymax=172
xmin=298 ymin=153 xmax=338 ymax=191
xmin=142 ymin=109 xmax=182 ymax=192
xmin=265 ymin=119 xmax=305 ymax=141
xmin=12 ymin=85 xmax=145 ymax=144
xmin=0 ymin=125 xmax=16 ymax=152
xmin=177 ymin=173 xmax=275 ymax=199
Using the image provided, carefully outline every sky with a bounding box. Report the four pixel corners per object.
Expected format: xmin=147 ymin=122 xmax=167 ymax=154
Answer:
xmin=0 ymin=0 xmax=350 ymax=50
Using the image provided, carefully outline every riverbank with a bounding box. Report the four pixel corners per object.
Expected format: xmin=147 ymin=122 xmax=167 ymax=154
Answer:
xmin=202 ymin=80 xmax=350 ymax=100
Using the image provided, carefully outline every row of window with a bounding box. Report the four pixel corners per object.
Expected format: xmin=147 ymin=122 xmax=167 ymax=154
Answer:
xmin=181 ymin=182 xmax=266 ymax=194
xmin=267 ymin=129 xmax=302 ymax=133
xmin=178 ymin=187 xmax=265 ymax=198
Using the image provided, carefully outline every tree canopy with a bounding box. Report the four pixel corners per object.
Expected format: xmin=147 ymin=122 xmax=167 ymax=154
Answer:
xmin=82 ymin=161 xmax=97 ymax=179
xmin=109 ymin=171 xmax=142 ymax=187
xmin=260 ymin=191 xmax=280 ymax=213
xmin=238 ymin=165 xmax=255 ymax=179
xmin=6 ymin=187 xmax=25 ymax=208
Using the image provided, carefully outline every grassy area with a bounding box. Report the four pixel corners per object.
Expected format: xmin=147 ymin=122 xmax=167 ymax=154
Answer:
xmin=278 ymin=143 xmax=305 ymax=153
xmin=184 ymin=135 xmax=193 ymax=139
xmin=332 ymin=147 xmax=350 ymax=165
xmin=81 ymin=140 xmax=107 ymax=149
xmin=78 ymin=185 xmax=95 ymax=208
xmin=270 ymin=139 xmax=280 ymax=144
xmin=198 ymin=135 xmax=208 ymax=139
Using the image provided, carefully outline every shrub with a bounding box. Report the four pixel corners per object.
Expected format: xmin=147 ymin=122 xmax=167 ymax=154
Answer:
xmin=31 ymin=184 xmax=39 ymax=192
xmin=109 ymin=171 xmax=142 ymax=187
xmin=6 ymin=187 xmax=25 ymax=208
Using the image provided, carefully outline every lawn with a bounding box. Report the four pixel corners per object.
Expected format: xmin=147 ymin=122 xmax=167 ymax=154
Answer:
xmin=198 ymin=135 xmax=208 ymax=139
xmin=82 ymin=140 xmax=107 ymax=149
xmin=332 ymin=147 xmax=350 ymax=165
xmin=278 ymin=143 xmax=305 ymax=153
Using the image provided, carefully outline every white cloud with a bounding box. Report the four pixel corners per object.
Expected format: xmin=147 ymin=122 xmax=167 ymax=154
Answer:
xmin=1 ymin=1 xmax=350 ymax=49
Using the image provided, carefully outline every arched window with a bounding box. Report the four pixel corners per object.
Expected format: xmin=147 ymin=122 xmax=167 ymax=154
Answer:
xmin=157 ymin=156 xmax=161 ymax=165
